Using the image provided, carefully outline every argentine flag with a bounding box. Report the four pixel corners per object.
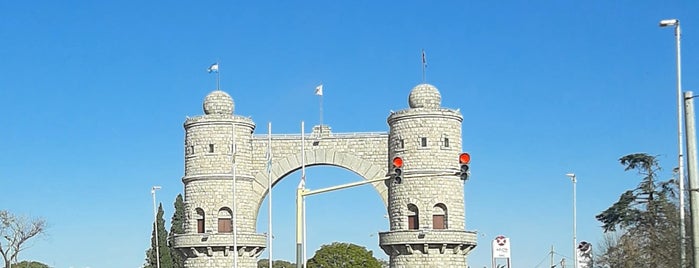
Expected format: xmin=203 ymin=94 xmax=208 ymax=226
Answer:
xmin=207 ymin=63 xmax=219 ymax=73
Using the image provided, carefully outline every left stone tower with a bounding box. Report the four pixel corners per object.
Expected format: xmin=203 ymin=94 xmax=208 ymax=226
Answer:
xmin=173 ymin=90 xmax=266 ymax=268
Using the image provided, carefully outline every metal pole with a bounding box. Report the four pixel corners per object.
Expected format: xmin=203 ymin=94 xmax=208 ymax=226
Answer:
xmin=550 ymin=245 xmax=554 ymax=268
xmin=661 ymin=18 xmax=686 ymax=267
xmin=685 ymin=91 xmax=699 ymax=268
xmin=296 ymin=187 xmax=304 ymax=268
xmin=565 ymin=174 xmax=576 ymax=268
xmin=151 ymin=186 xmax=162 ymax=268
xmin=303 ymin=195 xmax=307 ymax=268
xmin=267 ymin=122 xmax=273 ymax=267
xmin=232 ymin=121 xmax=238 ymax=268
xmin=573 ymin=176 xmax=577 ymax=268
xmin=302 ymin=122 xmax=308 ymax=268
xmin=296 ymin=121 xmax=306 ymax=268
xmin=675 ymin=23 xmax=688 ymax=268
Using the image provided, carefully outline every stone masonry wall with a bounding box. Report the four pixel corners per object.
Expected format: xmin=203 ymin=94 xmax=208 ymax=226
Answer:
xmin=175 ymin=84 xmax=477 ymax=268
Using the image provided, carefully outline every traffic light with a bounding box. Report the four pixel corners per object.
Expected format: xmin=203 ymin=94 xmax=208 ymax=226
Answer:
xmin=459 ymin=153 xmax=470 ymax=180
xmin=393 ymin=156 xmax=404 ymax=184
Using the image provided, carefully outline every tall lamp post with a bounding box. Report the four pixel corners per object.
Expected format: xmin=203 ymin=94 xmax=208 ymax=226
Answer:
xmin=659 ymin=18 xmax=686 ymax=267
xmin=565 ymin=173 xmax=577 ymax=268
xmin=151 ymin=186 xmax=162 ymax=268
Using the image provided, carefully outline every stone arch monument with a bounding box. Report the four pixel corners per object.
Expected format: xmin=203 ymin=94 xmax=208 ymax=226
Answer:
xmin=172 ymin=84 xmax=478 ymax=267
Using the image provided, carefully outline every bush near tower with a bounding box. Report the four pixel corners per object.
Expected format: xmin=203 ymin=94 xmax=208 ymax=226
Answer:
xmin=307 ymin=242 xmax=382 ymax=268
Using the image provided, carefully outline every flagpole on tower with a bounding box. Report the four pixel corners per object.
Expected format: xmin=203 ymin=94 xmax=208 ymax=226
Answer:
xmin=421 ymin=49 xmax=427 ymax=83
xmin=315 ymin=84 xmax=323 ymax=132
xmin=208 ymin=62 xmax=220 ymax=89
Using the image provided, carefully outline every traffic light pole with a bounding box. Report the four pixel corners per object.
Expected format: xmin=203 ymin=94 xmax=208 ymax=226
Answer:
xmin=295 ymin=176 xmax=388 ymax=267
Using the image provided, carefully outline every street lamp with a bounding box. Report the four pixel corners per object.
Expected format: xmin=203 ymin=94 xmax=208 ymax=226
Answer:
xmin=659 ymin=18 xmax=687 ymax=267
xmin=565 ymin=173 xmax=576 ymax=268
xmin=151 ymin=185 xmax=162 ymax=268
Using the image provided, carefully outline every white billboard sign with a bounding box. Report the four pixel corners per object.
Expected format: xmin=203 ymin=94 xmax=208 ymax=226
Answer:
xmin=491 ymin=235 xmax=511 ymax=258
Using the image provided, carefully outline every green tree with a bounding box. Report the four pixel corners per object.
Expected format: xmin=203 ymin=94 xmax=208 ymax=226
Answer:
xmin=12 ymin=261 xmax=50 ymax=268
xmin=169 ymin=194 xmax=185 ymax=268
xmin=257 ymin=259 xmax=295 ymax=268
xmin=595 ymin=153 xmax=682 ymax=267
xmin=307 ymin=242 xmax=381 ymax=268
xmin=0 ymin=210 xmax=47 ymax=268
xmin=144 ymin=203 xmax=173 ymax=268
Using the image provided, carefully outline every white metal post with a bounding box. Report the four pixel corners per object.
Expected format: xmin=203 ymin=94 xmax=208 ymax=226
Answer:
xmin=232 ymin=121 xmax=238 ymax=268
xmin=267 ymin=122 xmax=273 ymax=267
xmin=565 ymin=174 xmax=576 ymax=268
xmin=151 ymin=186 xmax=162 ymax=268
xmin=661 ymin=19 xmax=686 ymax=267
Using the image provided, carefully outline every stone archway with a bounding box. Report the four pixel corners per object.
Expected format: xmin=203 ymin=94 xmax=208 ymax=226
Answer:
xmin=251 ymin=148 xmax=389 ymax=219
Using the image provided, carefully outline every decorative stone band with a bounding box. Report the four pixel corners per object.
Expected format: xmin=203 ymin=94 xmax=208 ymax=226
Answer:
xmin=379 ymin=230 xmax=477 ymax=256
xmin=184 ymin=115 xmax=255 ymax=129
xmin=182 ymin=173 xmax=256 ymax=183
xmin=172 ymin=232 xmax=266 ymax=258
xmin=387 ymin=109 xmax=463 ymax=125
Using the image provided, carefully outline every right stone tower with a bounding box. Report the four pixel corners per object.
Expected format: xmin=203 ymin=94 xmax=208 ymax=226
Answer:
xmin=379 ymin=83 xmax=477 ymax=267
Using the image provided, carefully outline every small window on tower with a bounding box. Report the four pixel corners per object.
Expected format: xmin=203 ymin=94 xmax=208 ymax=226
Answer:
xmin=433 ymin=204 xmax=448 ymax=229
xmin=217 ymin=208 xmax=233 ymax=233
xmin=421 ymin=137 xmax=428 ymax=147
xmin=195 ymin=208 xmax=205 ymax=233
xmin=444 ymin=137 xmax=450 ymax=148
xmin=407 ymin=204 xmax=420 ymax=230
xmin=209 ymin=144 xmax=215 ymax=153
xmin=395 ymin=136 xmax=406 ymax=151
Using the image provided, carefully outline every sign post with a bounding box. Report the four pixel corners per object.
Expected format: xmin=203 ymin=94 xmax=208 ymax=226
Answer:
xmin=491 ymin=235 xmax=511 ymax=268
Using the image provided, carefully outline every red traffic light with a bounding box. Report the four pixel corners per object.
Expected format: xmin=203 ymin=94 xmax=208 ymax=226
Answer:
xmin=392 ymin=157 xmax=404 ymax=168
xmin=459 ymin=153 xmax=471 ymax=164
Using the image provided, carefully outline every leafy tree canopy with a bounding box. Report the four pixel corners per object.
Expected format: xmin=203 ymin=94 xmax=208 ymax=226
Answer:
xmin=307 ymin=242 xmax=382 ymax=268
xmin=257 ymin=259 xmax=295 ymax=268
xmin=595 ymin=153 xmax=682 ymax=267
xmin=13 ymin=261 xmax=50 ymax=268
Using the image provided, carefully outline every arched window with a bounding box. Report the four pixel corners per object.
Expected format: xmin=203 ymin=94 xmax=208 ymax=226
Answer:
xmin=195 ymin=208 xmax=205 ymax=233
xmin=407 ymin=204 xmax=419 ymax=230
xmin=218 ymin=208 xmax=233 ymax=233
xmin=433 ymin=204 xmax=448 ymax=229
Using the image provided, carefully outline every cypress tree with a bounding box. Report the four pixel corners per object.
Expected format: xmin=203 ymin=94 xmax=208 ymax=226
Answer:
xmin=145 ymin=203 xmax=174 ymax=268
xmin=170 ymin=194 xmax=186 ymax=268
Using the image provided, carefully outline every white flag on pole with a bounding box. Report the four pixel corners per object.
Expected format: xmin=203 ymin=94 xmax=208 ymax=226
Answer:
xmin=315 ymin=84 xmax=323 ymax=96
xmin=207 ymin=63 xmax=219 ymax=73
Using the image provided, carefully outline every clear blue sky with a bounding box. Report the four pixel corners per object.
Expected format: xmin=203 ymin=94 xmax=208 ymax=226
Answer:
xmin=1 ymin=1 xmax=697 ymax=267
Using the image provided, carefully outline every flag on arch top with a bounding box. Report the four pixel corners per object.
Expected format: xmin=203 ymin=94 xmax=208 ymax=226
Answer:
xmin=315 ymin=84 xmax=323 ymax=96
xmin=207 ymin=63 xmax=219 ymax=73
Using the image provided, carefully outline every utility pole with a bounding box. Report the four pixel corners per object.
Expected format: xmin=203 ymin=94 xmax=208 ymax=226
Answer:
xmin=550 ymin=245 xmax=554 ymax=268
xmin=685 ymin=91 xmax=699 ymax=268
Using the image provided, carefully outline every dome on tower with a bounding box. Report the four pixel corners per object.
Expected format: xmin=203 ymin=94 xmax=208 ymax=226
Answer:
xmin=203 ymin=90 xmax=235 ymax=115
xmin=408 ymin=83 xmax=441 ymax=109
